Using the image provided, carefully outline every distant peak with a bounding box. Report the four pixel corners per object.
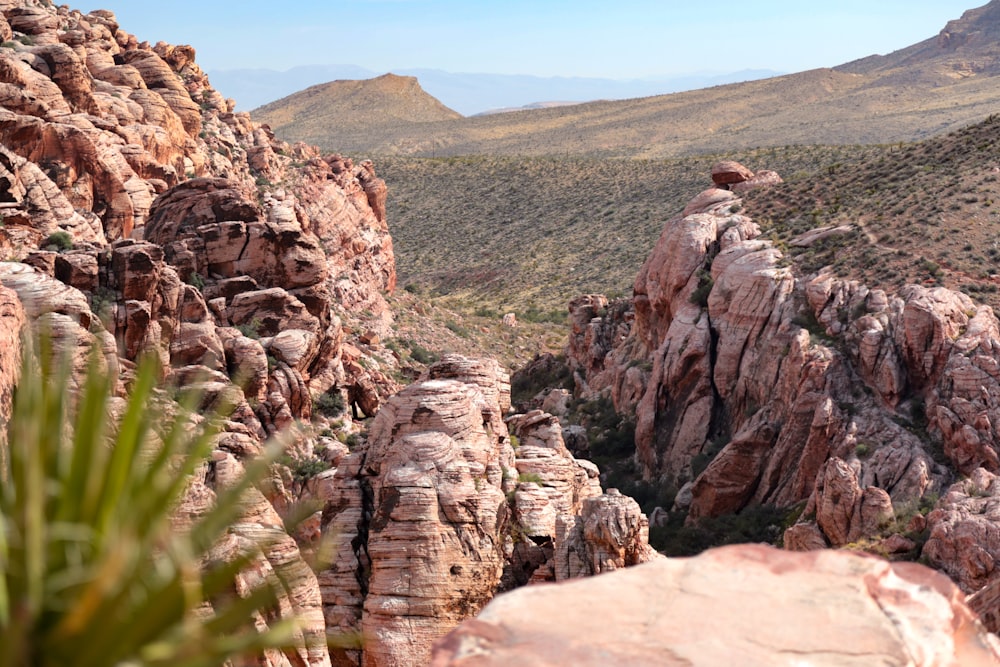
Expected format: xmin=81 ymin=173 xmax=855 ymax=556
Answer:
xmin=937 ymin=1 xmax=1000 ymax=50
xmin=369 ymin=72 xmax=421 ymax=87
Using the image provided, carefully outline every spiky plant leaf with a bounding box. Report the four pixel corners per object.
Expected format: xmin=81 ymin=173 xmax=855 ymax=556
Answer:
xmin=0 ymin=339 xmax=301 ymax=667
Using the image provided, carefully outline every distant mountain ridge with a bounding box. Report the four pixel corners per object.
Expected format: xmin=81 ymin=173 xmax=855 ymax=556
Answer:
xmin=209 ymin=64 xmax=781 ymax=116
xmin=838 ymin=0 xmax=1000 ymax=78
xmin=252 ymin=74 xmax=461 ymax=149
xmin=251 ymin=1 xmax=1000 ymax=160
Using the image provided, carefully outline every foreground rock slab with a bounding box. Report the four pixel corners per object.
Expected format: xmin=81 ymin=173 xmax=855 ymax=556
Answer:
xmin=431 ymin=544 xmax=1000 ymax=667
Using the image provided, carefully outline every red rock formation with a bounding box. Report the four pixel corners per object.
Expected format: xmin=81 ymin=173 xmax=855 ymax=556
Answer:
xmin=710 ymin=159 xmax=754 ymax=187
xmin=0 ymin=284 xmax=24 ymax=430
xmin=319 ymin=356 xmax=658 ymax=667
xmin=563 ymin=160 xmax=1000 ymax=557
xmin=431 ymin=544 xmax=1000 ymax=667
xmin=0 ymin=1 xmax=394 ymax=327
xmin=0 ymin=3 xmax=402 ymax=665
xmin=923 ymin=468 xmax=1000 ymax=594
xmin=179 ymin=452 xmax=331 ymax=667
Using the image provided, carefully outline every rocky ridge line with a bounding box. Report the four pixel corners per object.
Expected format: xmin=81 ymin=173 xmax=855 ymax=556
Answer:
xmin=564 ymin=160 xmax=1000 ymax=617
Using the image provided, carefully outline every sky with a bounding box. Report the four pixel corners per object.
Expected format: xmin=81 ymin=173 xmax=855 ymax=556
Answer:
xmin=74 ymin=0 xmax=982 ymax=78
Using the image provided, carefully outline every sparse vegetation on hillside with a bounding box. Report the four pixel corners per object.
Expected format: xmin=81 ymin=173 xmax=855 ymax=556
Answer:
xmin=388 ymin=291 xmax=566 ymax=373
xmin=743 ymin=114 xmax=1000 ymax=310
xmin=381 ymin=146 xmax=861 ymax=314
xmin=381 ymin=114 xmax=1000 ymax=320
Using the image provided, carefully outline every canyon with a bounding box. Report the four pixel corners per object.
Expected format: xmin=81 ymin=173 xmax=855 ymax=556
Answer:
xmin=0 ymin=2 xmax=657 ymax=665
xmin=2 ymin=0 xmax=1000 ymax=665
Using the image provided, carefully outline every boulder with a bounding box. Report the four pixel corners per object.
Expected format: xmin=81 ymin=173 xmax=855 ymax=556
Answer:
xmin=431 ymin=544 xmax=1000 ymax=667
xmin=710 ymin=160 xmax=754 ymax=186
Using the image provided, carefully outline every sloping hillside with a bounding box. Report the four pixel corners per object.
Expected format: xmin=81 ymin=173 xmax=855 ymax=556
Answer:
xmin=253 ymin=2 xmax=1000 ymax=159
xmin=384 ymin=114 xmax=1000 ymax=318
xmin=381 ymin=146 xmax=860 ymax=314
xmin=743 ymin=113 xmax=1000 ymax=309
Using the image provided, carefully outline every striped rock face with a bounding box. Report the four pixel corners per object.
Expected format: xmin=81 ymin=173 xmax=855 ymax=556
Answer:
xmin=319 ymin=355 xmax=658 ymax=667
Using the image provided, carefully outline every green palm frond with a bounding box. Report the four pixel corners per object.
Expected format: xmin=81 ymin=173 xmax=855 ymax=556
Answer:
xmin=0 ymin=339 xmax=300 ymax=667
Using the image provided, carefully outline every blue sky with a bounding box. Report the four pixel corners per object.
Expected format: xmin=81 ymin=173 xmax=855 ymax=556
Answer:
xmin=76 ymin=1 xmax=980 ymax=77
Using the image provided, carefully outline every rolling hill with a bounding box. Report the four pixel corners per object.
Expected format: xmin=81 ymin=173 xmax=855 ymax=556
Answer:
xmin=253 ymin=2 xmax=1000 ymax=159
xmin=252 ymin=73 xmax=461 ymax=151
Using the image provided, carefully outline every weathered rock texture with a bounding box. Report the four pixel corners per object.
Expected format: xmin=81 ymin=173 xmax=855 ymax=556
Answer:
xmin=319 ymin=355 xmax=658 ymax=667
xmin=0 ymin=2 xmax=402 ymax=665
xmin=924 ymin=468 xmax=1000 ymax=594
xmin=563 ymin=160 xmax=1000 ymax=580
xmin=431 ymin=544 xmax=1000 ymax=667
xmin=0 ymin=283 xmax=24 ymax=431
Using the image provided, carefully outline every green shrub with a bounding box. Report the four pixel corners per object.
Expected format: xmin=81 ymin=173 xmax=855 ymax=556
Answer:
xmin=0 ymin=341 xmax=300 ymax=666
xmin=517 ymin=472 xmax=545 ymax=485
xmin=279 ymin=455 xmax=330 ymax=487
xmin=688 ymin=269 xmax=714 ymax=308
xmin=649 ymin=504 xmax=791 ymax=556
xmin=445 ymin=321 xmax=470 ymax=338
xmin=235 ymin=317 xmax=263 ymax=339
xmin=186 ymin=271 xmax=206 ymax=291
xmin=88 ymin=286 xmax=117 ymax=329
xmin=409 ymin=344 xmax=437 ymax=365
xmin=314 ymin=390 xmax=345 ymax=418
xmin=42 ymin=231 xmax=73 ymax=252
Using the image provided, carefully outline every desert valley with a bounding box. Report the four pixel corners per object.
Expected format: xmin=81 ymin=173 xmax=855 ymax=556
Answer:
xmin=5 ymin=0 xmax=1000 ymax=665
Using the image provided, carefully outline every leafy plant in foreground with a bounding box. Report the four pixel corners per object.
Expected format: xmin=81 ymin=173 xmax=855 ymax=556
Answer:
xmin=0 ymin=342 xmax=298 ymax=667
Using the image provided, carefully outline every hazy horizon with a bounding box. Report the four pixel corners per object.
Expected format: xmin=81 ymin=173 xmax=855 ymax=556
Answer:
xmin=76 ymin=1 xmax=978 ymax=81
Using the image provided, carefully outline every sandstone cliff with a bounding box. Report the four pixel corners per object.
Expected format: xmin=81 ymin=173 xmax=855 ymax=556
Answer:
xmin=564 ymin=160 xmax=1000 ymax=598
xmin=0 ymin=1 xmax=398 ymax=664
xmin=319 ymin=355 xmax=657 ymax=667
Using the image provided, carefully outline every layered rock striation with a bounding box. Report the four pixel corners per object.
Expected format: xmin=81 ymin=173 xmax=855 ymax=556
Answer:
xmin=0 ymin=2 xmax=399 ymax=665
xmin=319 ymin=355 xmax=658 ymax=667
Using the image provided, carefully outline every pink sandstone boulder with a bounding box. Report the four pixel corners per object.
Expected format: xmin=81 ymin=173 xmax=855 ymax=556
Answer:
xmin=710 ymin=159 xmax=754 ymax=187
xmin=431 ymin=544 xmax=1000 ymax=667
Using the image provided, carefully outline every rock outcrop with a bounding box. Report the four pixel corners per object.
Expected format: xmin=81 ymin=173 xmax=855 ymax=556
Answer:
xmin=319 ymin=355 xmax=658 ymax=667
xmin=0 ymin=3 xmax=402 ymax=666
xmin=561 ymin=159 xmax=1000 ymax=573
xmin=0 ymin=283 xmax=24 ymax=430
xmin=0 ymin=0 xmax=400 ymax=424
xmin=923 ymin=468 xmax=1000 ymax=594
xmin=431 ymin=544 xmax=1000 ymax=667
